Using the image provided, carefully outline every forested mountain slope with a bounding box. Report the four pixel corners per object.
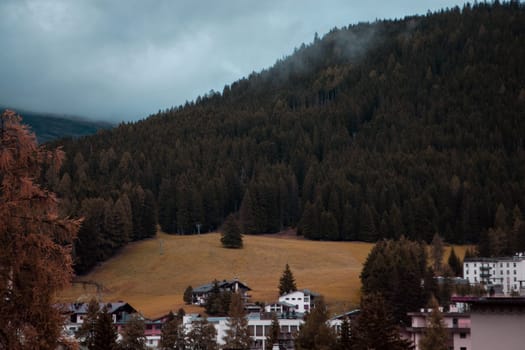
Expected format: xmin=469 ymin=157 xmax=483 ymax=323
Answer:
xmin=49 ymin=2 xmax=525 ymax=274
xmin=0 ymin=107 xmax=113 ymax=143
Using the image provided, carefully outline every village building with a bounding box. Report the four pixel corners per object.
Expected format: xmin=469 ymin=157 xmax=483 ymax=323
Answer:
xmin=452 ymin=296 xmax=525 ymax=350
xmin=62 ymin=301 xmax=138 ymax=336
xmin=192 ymin=278 xmax=251 ymax=305
xmin=404 ymin=304 xmax=471 ymax=350
xmin=268 ymin=289 xmax=319 ymax=314
xmin=463 ymin=254 xmax=525 ymax=295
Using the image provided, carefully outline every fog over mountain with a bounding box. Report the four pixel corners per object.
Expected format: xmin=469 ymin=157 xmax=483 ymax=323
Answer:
xmin=0 ymin=0 xmax=470 ymax=122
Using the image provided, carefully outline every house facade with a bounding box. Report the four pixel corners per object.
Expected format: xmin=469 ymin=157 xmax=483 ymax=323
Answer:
xmin=274 ymin=289 xmax=318 ymax=313
xmin=404 ymin=306 xmax=471 ymax=350
xmin=463 ymin=254 xmax=525 ymax=295
xmin=192 ymin=278 xmax=251 ymax=305
xmin=62 ymin=301 xmax=137 ymax=336
xmin=452 ymin=296 xmax=525 ymax=350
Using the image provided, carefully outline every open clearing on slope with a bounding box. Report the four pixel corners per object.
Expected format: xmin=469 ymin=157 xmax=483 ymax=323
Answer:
xmin=59 ymin=233 xmax=468 ymax=318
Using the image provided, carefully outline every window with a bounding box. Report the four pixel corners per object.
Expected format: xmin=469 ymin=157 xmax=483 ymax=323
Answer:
xmin=514 ymin=270 xmax=517 ymax=274
xmin=466 ymin=270 xmax=469 ymax=275
xmin=460 ymin=347 xmax=467 ymax=350
xmin=514 ymin=263 xmax=517 ymax=267
xmin=460 ymin=332 xmax=467 ymax=339
xmin=507 ymin=270 xmax=510 ymax=275
xmin=515 ymin=277 xmax=517 ymax=282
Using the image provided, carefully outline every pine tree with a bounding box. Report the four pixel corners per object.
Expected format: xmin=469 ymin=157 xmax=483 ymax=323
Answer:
xmin=223 ymin=292 xmax=251 ymax=350
xmin=184 ymin=285 xmax=194 ymax=304
xmin=159 ymin=314 xmax=187 ymax=350
xmin=93 ymin=305 xmax=118 ymax=350
xmin=295 ymin=297 xmax=337 ymax=350
xmin=447 ymin=246 xmax=462 ymax=276
xmin=337 ymin=317 xmax=352 ymax=350
xmin=187 ymin=317 xmax=218 ymax=350
xmin=351 ymin=293 xmax=413 ymax=350
xmin=75 ymin=298 xmax=100 ymax=349
xmin=266 ymin=313 xmax=281 ymax=350
xmin=279 ymin=263 xmax=297 ymax=295
xmin=221 ymin=214 xmax=243 ymax=248
xmin=431 ymin=233 xmax=445 ymax=274
xmin=419 ymin=297 xmax=448 ymax=350
xmin=120 ymin=313 xmax=147 ymax=350
xmin=0 ymin=110 xmax=81 ymax=350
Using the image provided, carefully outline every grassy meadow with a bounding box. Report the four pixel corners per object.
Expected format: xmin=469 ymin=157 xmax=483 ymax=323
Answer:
xmin=58 ymin=232 xmax=468 ymax=318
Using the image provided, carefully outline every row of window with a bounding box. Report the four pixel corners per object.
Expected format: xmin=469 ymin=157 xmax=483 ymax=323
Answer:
xmin=465 ymin=269 xmax=517 ymax=275
xmin=465 ymin=262 xmax=518 ymax=268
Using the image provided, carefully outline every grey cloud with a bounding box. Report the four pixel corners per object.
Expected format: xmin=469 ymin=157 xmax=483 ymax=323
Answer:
xmin=0 ymin=0 xmax=470 ymax=122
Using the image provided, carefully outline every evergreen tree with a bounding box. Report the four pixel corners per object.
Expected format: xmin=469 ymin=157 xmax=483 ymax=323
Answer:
xmin=183 ymin=285 xmax=194 ymax=305
xmin=75 ymin=298 xmax=100 ymax=349
xmin=266 ymin=313 xmax=281 ymax=350
xmin=359 ymin=203 xmax=377 ymax=242
xmin=159 ymin=314 xmax=187 ymax=350
xmin=351 ymin=293 xmax=413 ymax=350
xmin=120 ymin=314 xmax=147 ymax=350
xmin=431 ymin=233 xmax=445 ymax=274
xmin=93 ymin=305 xmax=118 ymax=350
xmin=187 ymin=318 xmax=218 ymax=350
xmin=419 ymin=297 xmax=448 ymax=350
xmin=337 ymin=317 xmax=352 ymax=350
xmin=221 ymin=214 xmax=243 ymax=248
xmin=222 ymin=292 xmax=251 ymax=350
xmin=295 ymin=297 xmax=337 ymax=350
xmin=447 ymin=247 xmax=462 ymax=276
xmin=279 ymin=263 xmax=297 ymax=295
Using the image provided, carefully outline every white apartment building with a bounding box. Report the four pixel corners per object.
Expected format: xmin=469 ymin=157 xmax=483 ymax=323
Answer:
xmin=463 ymin=254 xmax=525 ymax=295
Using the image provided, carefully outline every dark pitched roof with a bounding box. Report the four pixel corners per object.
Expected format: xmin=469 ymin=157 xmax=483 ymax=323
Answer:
xmin=193 ymin=279 xmax=251 ymax=293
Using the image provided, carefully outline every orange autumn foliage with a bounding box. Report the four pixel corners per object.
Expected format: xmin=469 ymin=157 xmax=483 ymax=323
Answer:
xmin=0 ymin=110 xmax=81 ymax=350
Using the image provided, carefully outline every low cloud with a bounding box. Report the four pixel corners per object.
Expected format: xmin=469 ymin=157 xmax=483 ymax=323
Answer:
xmin=0 ymin=0 xmax=470 ymax=122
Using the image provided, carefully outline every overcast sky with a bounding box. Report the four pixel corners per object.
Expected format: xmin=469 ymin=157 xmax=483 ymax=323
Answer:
xmin=0 ymin=0 xmax=470 ymax=122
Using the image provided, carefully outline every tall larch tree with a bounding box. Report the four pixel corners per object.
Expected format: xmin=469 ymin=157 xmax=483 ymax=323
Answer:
xmin=222 ymin=292 xmax=251 ymax=350
xmin=279 ymin=263 xmax=297 ymax=295
xmin=0 ymin=110 xmax=81 ymax=350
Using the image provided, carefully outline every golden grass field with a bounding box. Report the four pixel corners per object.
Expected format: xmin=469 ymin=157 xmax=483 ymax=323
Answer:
xmin=58 ymin=232 xmax=468 ymax=318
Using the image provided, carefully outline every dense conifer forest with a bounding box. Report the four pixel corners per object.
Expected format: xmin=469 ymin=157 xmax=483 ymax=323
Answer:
xmin=47 ymin=2 xmax=525 ymax=274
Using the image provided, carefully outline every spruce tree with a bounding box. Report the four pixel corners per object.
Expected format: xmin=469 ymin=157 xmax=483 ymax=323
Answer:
xmin=222 ymin=292 xmax=251 ymax=350
xmin=419 ymin=297 xmax=448 ymax=350
xmin=75 ymin=298 xmax=99 ymax=349
xmin=93 ymin=305 xmax=118 ymax=350
xmin=183 ymin=285 xmax=194 ymax=304
xmin=351 ymin=293 xmax=413 ymax=350
xmin=337 ymin=317 xmax=352 ymax=350
xmin=279 ymin=263 xmax=297 ymax=295
xmin=159 ymin=314 xmax=187 ymax=350
xmin=295 ymin=297 xmax=337 ymax=350
xmin=120 ymin=314 xmax=147 ymax=350
xmin=187 ymin=317 xmax=218 ymax=350
xmin=266 ymin=313 xmax=280 ymax=350
xmin=221 ymin=214 xmax=243 ymax=248
xmin=447 ymin=247 xmax=462 ymax=276
xmin=431 ymin=233 xmax=444 ymax=274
